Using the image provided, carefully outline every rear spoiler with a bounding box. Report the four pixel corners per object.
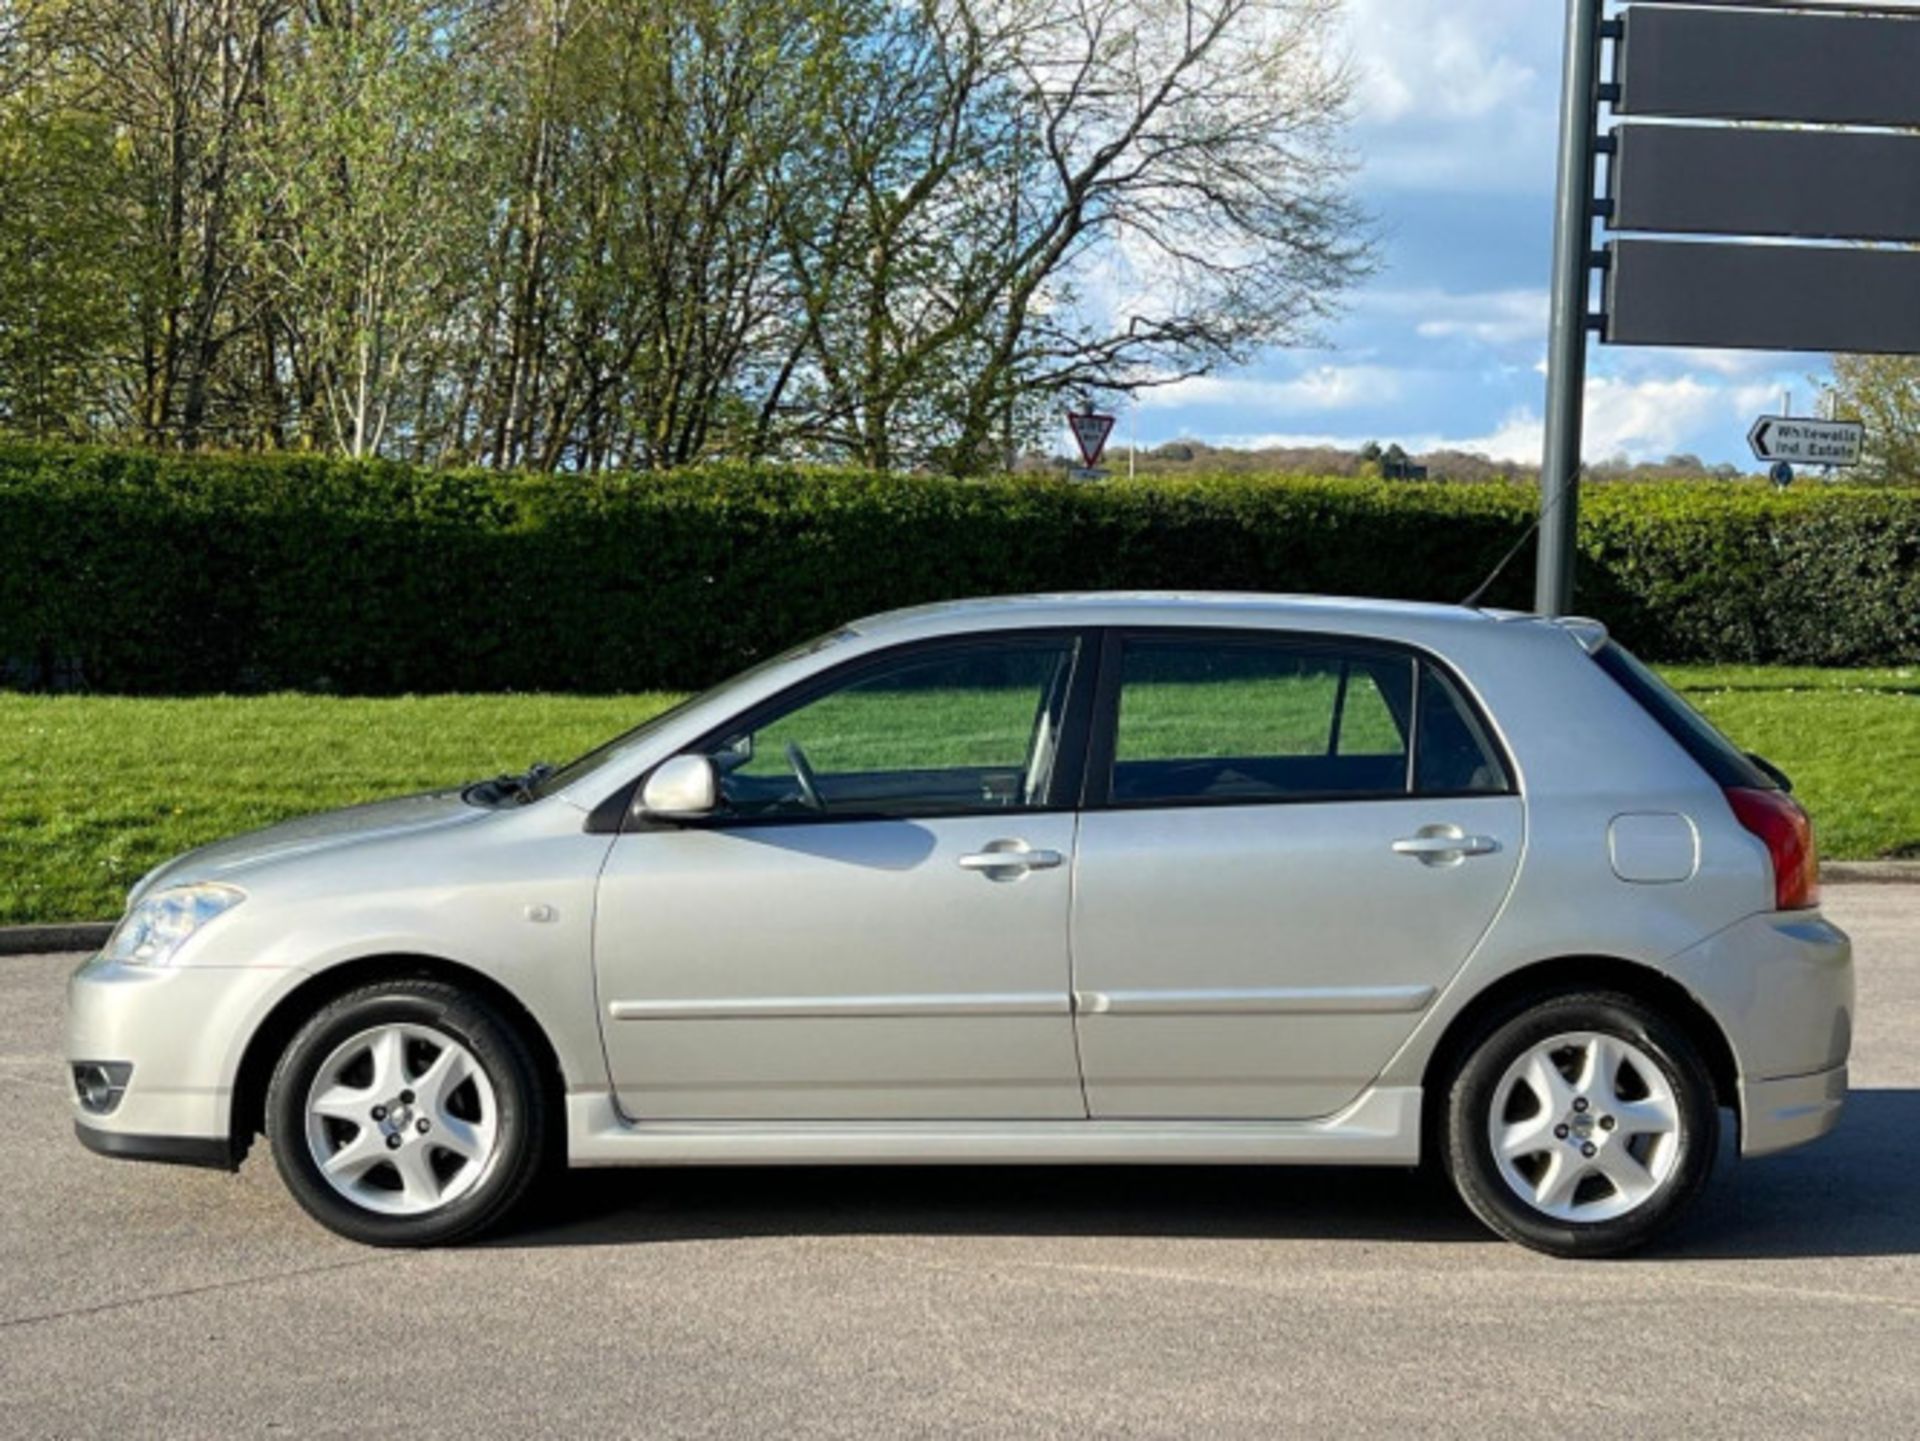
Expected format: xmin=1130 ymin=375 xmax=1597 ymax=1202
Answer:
xmin=1548 ymin=616 xmax=1609 ymax=654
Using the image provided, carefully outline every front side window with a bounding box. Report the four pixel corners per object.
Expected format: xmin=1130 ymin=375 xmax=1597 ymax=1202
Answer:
xmin=1105 ymin=635 xmax=1507 ymax=806
xmin=707 ymin=639 xmax=1077 ymax=819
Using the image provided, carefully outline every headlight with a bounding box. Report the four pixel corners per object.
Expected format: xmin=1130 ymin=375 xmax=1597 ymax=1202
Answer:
xmin=103 ymin=884 xmax=245 ymax=967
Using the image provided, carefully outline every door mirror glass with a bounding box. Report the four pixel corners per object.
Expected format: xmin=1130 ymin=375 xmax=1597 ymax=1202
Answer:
xmin=640 ymin=754 xmax=719 ymax=819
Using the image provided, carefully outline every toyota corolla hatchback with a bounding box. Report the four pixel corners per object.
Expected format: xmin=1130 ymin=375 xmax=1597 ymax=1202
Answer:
xmin=68 ymin=594 xmax=1852 ymax=1256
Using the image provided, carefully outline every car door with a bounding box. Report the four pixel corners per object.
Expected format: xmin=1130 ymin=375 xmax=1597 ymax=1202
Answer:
xmin=1070 ymin=629 xmax=1523 ymax=1120
xmin=593 ymin=632 xmax=1092 ymax=1121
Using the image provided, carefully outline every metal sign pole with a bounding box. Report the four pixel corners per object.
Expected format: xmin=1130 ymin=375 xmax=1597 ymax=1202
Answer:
xmin=1536 ymin=0 xmax=1606 ymax=616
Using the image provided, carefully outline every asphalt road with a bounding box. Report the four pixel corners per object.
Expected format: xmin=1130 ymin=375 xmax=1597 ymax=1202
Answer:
xmin=2 ymin=887 xmax=1916 ymax=1439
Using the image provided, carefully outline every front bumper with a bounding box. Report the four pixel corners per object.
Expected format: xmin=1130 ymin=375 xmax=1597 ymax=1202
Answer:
xmin=66 ymin=953 xmax=295 ymax=1165
xmin=72 ymin=1120 xmax=236 ymax=1169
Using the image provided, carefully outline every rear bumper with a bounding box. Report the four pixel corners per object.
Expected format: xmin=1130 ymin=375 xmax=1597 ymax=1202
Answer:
xmin=1665 ymin=908 xmax=1853 ymax=1159
xmin=1739 ymin=1063 xmax=1847 ymax=1159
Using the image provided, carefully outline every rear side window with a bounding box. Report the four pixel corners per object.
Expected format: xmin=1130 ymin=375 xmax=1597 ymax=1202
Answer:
xmin=1104 ymin=635 xmax=1509 ymax=806
xmin=1592 ymin=642 xmax=1776 ymax=790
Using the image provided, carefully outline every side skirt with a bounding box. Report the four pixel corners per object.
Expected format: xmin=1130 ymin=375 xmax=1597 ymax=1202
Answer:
xmin=564 ymin=1087 xmax=1423 ymax=1168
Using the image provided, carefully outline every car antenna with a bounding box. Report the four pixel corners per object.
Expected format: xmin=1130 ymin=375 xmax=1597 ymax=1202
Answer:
xmin=1459 ymin=473 xmax=1573 ymax=610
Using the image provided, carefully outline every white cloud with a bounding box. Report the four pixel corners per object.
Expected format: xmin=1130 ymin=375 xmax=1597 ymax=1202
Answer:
xmin=1143 ymin=371 xmax=1799 ymax=466
xmin=1205 ymin=429 xmax=1405 ymax=450
xmin=1137 ymin=365 xmax=1405 ymax=415
xmin=1378 ymin=287 xmax=1548 ymax=347
xmin=1340 ymin=0 xmax=1559 ymax=193
xmin=1451 ymin=376 xmax=1787 ymax=462
xmin=1345 ymin=0 xmax=1540 ymax=125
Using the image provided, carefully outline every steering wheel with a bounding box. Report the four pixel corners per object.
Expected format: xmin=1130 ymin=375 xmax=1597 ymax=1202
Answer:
xmin=785 ymin=740 xmax=826 ymax=813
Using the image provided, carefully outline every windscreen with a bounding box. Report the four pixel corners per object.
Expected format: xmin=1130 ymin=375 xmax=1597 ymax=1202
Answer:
xmin=527 ymin=628 xmax=858 ymax=800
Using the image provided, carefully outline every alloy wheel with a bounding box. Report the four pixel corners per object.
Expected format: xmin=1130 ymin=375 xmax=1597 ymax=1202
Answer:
xmin=1486 ymin=1030 xmax=1683 ymax=1224
xmin=303 ymin=1022 xmax=500 ymax=1217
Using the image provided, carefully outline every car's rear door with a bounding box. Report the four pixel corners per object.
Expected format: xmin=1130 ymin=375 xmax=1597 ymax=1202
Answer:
xmin=592 ymin=631 xmax=1094 ymax=1120
xmin=1070 ymin=628 xmax=1523 ymax=1119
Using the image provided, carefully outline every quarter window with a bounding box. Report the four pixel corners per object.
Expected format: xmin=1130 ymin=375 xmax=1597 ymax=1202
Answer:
xmin=1415 ymin=665 xmax=1511 ymax=795
xmin=708 ymin=640 xmax=1077 ymax=819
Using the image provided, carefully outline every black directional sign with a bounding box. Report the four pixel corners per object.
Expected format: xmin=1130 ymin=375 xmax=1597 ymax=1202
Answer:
xmin=1611 ymin=125 xmax=1920 ymax=244
xmin=1605 ymin=240 xmax=1920 ymax=355
xmin=1536 ymin=0 xmax=1920 ymax=614
xmin=1600 ymin=3 xmax=1920 ymax=356
xmin=1615 ymin=5 xmax=1920 ymax=129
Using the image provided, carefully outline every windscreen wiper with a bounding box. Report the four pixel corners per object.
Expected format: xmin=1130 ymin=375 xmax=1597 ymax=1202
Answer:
xmin=462 ymin=761 xmax=556 ymax=807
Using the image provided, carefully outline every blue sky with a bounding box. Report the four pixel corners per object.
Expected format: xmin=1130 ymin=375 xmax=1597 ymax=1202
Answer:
xmin=1122 ymin=0 xmax=1818 ymax=467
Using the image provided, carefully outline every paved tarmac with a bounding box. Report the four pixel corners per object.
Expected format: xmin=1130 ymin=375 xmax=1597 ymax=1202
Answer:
xmin=2 ymin=887 xmax=1916 ymax=1438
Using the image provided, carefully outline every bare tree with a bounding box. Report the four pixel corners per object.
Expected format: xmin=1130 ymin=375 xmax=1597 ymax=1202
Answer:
xmin=767 ymin=0 xmax=1368 ymax=470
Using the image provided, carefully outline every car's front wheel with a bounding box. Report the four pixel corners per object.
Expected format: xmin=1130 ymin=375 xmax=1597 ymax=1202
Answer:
xmin=266 ymin=979 xmax=549 ymax=1246
xmin=1444 ymin=990 xmax=1718 ymax=1258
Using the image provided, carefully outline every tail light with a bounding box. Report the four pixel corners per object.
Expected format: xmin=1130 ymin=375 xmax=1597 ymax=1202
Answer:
xmin=1725 ymin=787 xmax=1819 ymax=911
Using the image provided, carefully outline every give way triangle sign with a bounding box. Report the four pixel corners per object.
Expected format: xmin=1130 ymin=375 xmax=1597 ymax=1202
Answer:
xmin=1067 ymin=411 xmax=1116 ymax=468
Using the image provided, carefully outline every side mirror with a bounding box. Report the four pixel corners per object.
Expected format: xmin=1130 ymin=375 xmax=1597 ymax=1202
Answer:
xmin=639 ymin=754 xmax=718 ymax=819
xmin=713 ymin=732 xmax=754 ymax=774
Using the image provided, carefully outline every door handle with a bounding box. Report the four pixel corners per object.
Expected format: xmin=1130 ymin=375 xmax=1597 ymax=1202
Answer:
xmin=1392 ymin=831 xmax=1499 ymax=862
xmin=958 ymin=843 xmax=1064 ymax=876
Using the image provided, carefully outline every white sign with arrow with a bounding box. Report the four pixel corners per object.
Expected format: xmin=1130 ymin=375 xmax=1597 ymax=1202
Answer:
xmin=1747 ymin=415 xmax=1863 ymax=467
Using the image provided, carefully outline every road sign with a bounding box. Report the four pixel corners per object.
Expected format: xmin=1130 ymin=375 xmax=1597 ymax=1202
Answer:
xmin=1604 ymin=239 xmax=1920 ymax=356
xmin=1770 ymin=461 xmax=1795 ymax=490
xmin=1599 ymin=5 xmax=1920 ymax=355
xmin=1066 ymin=412 xmax=1115 ymax=469
xmin=1747 ymin=415 xmax=1864 ymax=468
xmin=1615 ymin=6 xmax=1920 ymax=130
xmin=1538 ymin=0 xmax=1920 ymax=613
xmin=1610 ymin=124 xmax=1920 ymax=245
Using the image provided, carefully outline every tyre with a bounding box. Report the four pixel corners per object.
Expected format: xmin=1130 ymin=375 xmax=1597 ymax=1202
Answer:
xmin=1444 ymin=990 xmax=1717 ymax=1258
xmin=266 ymin=979 xmax=550 ymax=1246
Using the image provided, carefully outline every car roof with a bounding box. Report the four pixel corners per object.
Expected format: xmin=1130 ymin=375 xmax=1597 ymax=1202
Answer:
xmin=847 ymin=591 xmax=1566 ymax=645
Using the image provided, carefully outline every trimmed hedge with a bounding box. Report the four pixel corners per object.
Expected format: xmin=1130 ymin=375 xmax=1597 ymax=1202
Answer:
xmin=3 ymin=442 xmax=1917 ymax=693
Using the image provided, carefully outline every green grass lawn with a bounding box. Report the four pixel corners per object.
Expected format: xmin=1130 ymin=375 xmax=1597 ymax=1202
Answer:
xmin=2 ymin=663 xmax=1916 ymax=924
xmin=0 ymin=694 xmax=680 ymax=925
xmin=1661 ymin=664 xmax=1920 ymax=866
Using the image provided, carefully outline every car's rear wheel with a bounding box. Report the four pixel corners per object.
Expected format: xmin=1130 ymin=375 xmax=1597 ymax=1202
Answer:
xmin=1444 ymin=990 xmax=1717 ymax=1257
xmin=266 ymin=980 xmax=549 ymax=1246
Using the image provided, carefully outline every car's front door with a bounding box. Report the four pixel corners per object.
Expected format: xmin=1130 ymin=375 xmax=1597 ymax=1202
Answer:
xmin=593 ymin=632 xmax=1091 ymax=1121
xmin=1070 ymin=629 xmax=1523 ymax=1120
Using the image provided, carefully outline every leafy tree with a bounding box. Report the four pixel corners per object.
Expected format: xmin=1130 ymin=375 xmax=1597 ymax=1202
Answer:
xmin=0 ymin=0 xmax=1367 ymax=473
xmin=0 ymin=39 xmax=126 ymax=435
xmin=1823 ymin=354 xmax=1920 ymax=486
xmin=245 ymin=0 xmax=494 ymax=457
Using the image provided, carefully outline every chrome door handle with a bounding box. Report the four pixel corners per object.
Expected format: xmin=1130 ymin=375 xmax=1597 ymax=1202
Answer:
xmin=958 ymin=844 xmax=1064 ymax=875
xmin=1392 ymin=832 xmax=1499 ymax=860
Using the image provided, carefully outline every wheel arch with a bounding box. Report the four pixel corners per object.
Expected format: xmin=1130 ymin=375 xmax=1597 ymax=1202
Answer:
xmin=228 ymin=952 xmax=567 ymax=1166
xmin=1419 ymin=954 xmax=1741 ymax=1151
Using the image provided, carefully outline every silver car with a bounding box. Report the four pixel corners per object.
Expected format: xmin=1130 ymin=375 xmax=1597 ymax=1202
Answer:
xmin=67 ymin=594 xmax=1851 ymax=1256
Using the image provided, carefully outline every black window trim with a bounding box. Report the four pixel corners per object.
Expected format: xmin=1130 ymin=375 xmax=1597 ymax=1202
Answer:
xmin=616 ymin=627 xmax=1102 ymax=833
xmin=1080 ymin=625 xmax=1518 ymax=814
